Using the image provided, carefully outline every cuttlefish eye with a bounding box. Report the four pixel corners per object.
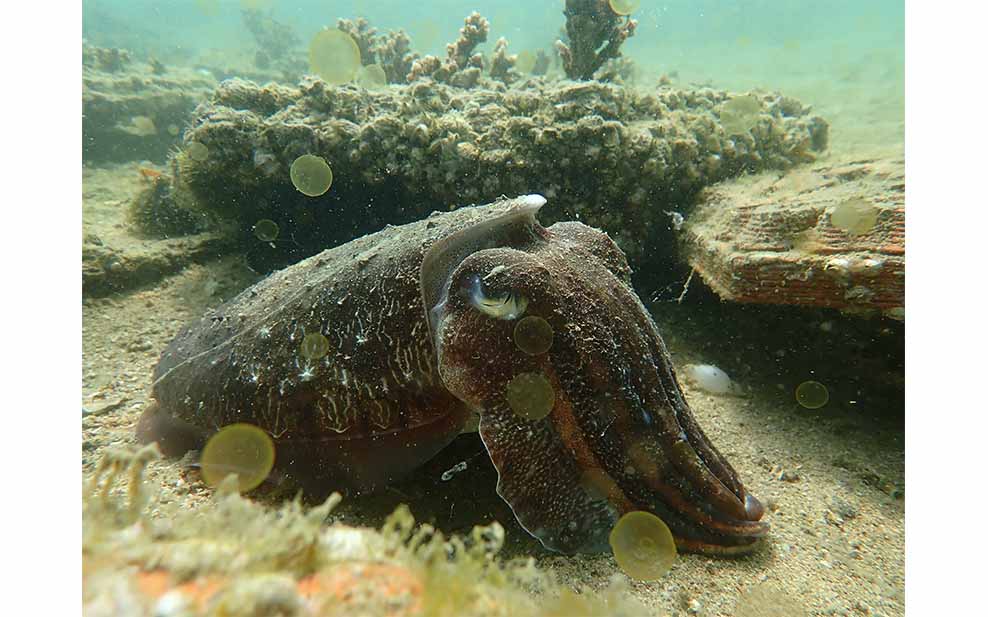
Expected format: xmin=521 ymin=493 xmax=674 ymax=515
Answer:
xmin=463 ymin=274 xmax=528 ymax=320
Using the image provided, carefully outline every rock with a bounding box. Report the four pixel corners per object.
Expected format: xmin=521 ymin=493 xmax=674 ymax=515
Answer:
xmin=160 ymin=77 xmax=828 ymax=276
xmin=681 ymin=156 xmax=904 ymax=316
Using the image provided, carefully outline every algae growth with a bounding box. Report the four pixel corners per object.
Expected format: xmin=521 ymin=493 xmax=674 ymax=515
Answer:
xmin=83 ymin=446 xmax=648 ymax=616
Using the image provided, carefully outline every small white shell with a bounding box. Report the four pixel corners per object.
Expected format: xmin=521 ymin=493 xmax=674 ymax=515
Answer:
xmin=682 ymin=364 xmax=733 ymax=395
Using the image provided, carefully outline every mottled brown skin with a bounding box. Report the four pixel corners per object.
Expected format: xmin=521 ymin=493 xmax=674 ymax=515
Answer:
xmin=139 ymin=195 xmax=767 ymax=554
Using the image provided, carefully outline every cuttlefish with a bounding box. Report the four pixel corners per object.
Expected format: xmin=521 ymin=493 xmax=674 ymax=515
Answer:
xmin=138 ymin=195 xmax=768 ymax=554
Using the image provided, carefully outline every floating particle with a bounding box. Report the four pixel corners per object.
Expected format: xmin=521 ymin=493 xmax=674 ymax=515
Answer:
xmin=609 ymin=510 xmax=677 ymax=580
xmin=200 ymin=423 xmax=275 ymax=492
xmin=356 ymin=63 xmax=388 ymax=89
xmin=300 ymin=331 xmax=331 ymax=361
xmin=795 ymin=380 xmax=829 ymax=409
xmin=308 ymin=28 xmax=361 ymax=85
xmin=513 ymin=315 xmax=554 ymax=356
xmin=505 ymin=372 xmax=555 ymax=421
xmin=515 ymin=49 xmax=536 ymax=74
xmin=186 ymin=141 xmax=209 ymax=162
xmin=167 ymin=124 xmax=180 ymax=136
xmin=830 ymin=198 xmax=879 ymax=236
xmin=290 ymin=154 xmax=334 ymax=197
xmin=119 ymin=116 xmax=157 ymax=137
xmin=441 ymin=460 xmax=468 ymax=481
xmin=720 ymin=94 xmax=762 ymax=134
xmin=253 ymin=219 xmax=279 ymax=242
xmin=609 ymin=0 xmax=641 ymax=16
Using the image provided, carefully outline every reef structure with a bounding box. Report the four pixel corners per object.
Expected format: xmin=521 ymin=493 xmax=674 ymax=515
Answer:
xmin=82 ymin=44 xmax=217 ymax=164
xmin=152 ymin=76 xmax=828 ymax=280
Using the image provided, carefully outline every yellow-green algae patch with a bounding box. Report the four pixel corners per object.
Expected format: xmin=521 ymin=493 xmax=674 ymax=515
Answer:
xmin=300 ymin=331 xmax=331 ymax=360
xmin=608 ymin=510 xmax=677 ymax=581
xmin=830 ymin=198 xmax=879 ymax=236
xmin=609 ymin=0 xmax=641 ymax=16
xmin=83 ymin=446 xmax=648 ymax=616
xmin=290 ymin=154 xmax=334 ymax=197
xmin=505 ymin=372 xmax=555 ymax=420
xmin=200 ymin=423 xmax=276 ymax=492
xmin=186 ymin=141 xmax=209 ymax=162
xmin=795 ymin=380 xmax=830 ymax=409
xmin=252 ymin=218 xmax=279 ymax=242
xmin=308 ymin=28 xmax=361 ymax=85
xmin=513 ymin=315 xmax=554 ymax=356
xmin=355 ymin=63 xmax=388 ymax=89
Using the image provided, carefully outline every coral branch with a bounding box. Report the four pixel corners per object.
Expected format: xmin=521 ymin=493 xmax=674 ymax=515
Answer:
xmin=556 ymin=0 xmax=637 ymax=80
xmin=407 ymin=12 xmax=489 ymax=86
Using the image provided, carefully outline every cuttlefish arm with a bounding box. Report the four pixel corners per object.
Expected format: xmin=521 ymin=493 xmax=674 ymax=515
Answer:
xmin=424 ymin=196 xmax=767 ymax=554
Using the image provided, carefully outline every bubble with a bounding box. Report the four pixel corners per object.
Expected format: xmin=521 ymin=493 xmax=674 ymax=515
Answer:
xmin=505 ymin=372 xmax=555 ymax=421
xmin=300 ymin=331 xmax=331 ymax=361
xmin=795 ymin=381 xmax=829 ymax=409
xmin=186 ymin=141 xmax=209 ymax=162
xmin=290 ymin=154 xmax=334 ymax=197
xmin=609 ymin=510 xmax=677 ymax=581
xmin=308 ymin=28 xmax=361 ymax=85
xmin=609 ymin=0 xmax=641 ymax=15
xmin=120 ymin=116 xmax=157 ymax=137
xmin=356 ymin=63 xmax=388 ymax=89
xmin=830 ymin=198 xmax=879 ymax=236
xmin=167 ymin=124 xmax=180 ymax=136
xmin=253 ymin=219 xmax=279 ymax=242
xmin=513 ymin=316 xmax=554 ymax=356
xmin=200 ymin=423 xmax=275 ymax=492
xmin=515 ymin=50 xmax=536 ymax=74
xmin=580 ymin=468 xmax=622 ymax=502
xmin=720 ymin=94 xmax=762 ymax=134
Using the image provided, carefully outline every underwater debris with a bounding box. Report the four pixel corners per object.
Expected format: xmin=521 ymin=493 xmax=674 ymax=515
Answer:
xmin=682 ymin=364 xmax=734 ymax=395
xmin=556 ymin=0 xmax=637 ymax=80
